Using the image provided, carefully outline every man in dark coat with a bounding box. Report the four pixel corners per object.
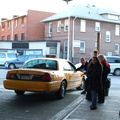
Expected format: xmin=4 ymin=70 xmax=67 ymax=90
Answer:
xmin=76 ymin=57 xmax=88 ymax=94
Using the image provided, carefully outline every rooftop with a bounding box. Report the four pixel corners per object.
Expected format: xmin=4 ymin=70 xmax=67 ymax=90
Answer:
xmin=42 ymin=4 xmax=120 ymax=23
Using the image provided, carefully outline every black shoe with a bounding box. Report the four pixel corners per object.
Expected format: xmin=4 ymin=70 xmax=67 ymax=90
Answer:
xmin=90 ymin=106 xmax=97 ymax=110
xmin=81 ymin=90 xmax=86 ymax=94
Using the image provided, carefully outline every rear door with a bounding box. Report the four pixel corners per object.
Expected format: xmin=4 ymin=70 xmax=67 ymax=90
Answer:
xmin=15 ymin=55 xmax=29 ymax=68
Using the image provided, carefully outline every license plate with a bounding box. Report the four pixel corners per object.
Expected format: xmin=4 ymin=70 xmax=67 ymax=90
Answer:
xmin=21 ymin=75 xmax=30 ymax=80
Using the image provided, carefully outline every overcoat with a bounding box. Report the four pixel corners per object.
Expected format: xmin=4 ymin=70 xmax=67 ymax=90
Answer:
xmin=87 ymin=63 xmax=103 ymax=91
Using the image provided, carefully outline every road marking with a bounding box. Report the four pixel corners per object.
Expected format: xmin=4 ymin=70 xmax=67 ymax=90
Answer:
xmin=50 ymin=95 xmax=85 ymax=120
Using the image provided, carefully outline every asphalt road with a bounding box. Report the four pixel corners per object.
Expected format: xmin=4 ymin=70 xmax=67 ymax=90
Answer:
xmin=0 ymin=67 xmax=119 ymax=120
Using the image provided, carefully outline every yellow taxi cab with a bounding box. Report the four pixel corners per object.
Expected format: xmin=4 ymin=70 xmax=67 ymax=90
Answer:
xmin=3 ymin=57 xmax=84 ymax=99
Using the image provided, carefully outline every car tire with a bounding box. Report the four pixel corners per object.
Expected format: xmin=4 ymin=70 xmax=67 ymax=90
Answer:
xmin=8 ymin=63 xmax=16 ymax=69
xmin=114 ymin=69 xmax=120 ymax=76
xmin=55 ymin=81 xmax=66 ymax=99
xmin=76 ymin=77 xmax=85 ymax=90
xmin=15 ymin=90 xmax=25 ymax=95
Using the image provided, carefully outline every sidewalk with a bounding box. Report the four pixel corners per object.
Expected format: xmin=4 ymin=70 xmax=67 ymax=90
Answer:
xmin=63 ymin=89 xmax=120 ymax=120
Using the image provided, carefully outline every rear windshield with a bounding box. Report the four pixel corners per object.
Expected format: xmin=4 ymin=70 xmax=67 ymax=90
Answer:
xmin=107 ymin=57 xmax=120 ymax=63
xmin=7 ymin=53 xmax=18 ymax=58
xmin=22 ymin=59 xmax=57 ymax=70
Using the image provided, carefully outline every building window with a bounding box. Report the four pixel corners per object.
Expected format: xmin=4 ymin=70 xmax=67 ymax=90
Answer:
xmin=49 ymin=47 xmax=57 ymax=54
xmin=7 ymin=35 xmax=11 ymax=40
xmin=106 ymin=31 xmax=111 ymax=42
xmin=57 ymin=21 xmax=61 ymax=32
xmin=14 ymin=34 xmax=18 ymax=41
xmin=115 ymin=25 xmax=119 ymax=36
xmin=14 ymin=19 xmax=18 ymax=28
xmin=49 ymin=22 xmax=52 ymax=33
xmin=21 ymin=33 xmax=25 ymax=40
xmin=115 ymin=44 xmax=119 ymax=55
xmin=64 ymin=19 xmax=68 ymax=31
xmin=107 ymin=52 xmax=112 ymax=56
xmin=80 ymin=20 xmax=86 ymax=32
xmin=7 ymin=21 xmax=11 ymax=28
xmin=80 ymin=41 xmax=85 ymax=53
xmin=21 ymin=17 xmax=24 ymax=24
xmin=2 ymin=23 xmax=5 ymax=29
xmin=2 ymin=36 xmax=5 ymax=40
xmin=107 ymin=14 xmax=119 ymax=20
xmin=21 ymin=17 xmax=25 ymax=27
xmin=95 ymin=22 xmax=100 ymax=31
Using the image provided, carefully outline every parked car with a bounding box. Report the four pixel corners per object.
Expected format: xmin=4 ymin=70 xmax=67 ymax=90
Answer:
xmin=3 ymin=58 xmax=84 ymax=99
xmin=106 ymin=56 xmax=120 ymax=76
xmin=0 ymin=52 xmax=19 ymax=66
xmin=4 ymin=54 xmax=44 ymax=69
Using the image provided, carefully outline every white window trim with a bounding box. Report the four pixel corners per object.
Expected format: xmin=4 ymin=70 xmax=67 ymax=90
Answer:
xmin=106 ymin=31 xmax=111 ymax=42
xmin=115 ymin=25 xmax=119 ymax=36
xmin=80 ymin=20 xmax=86 ymax=32
xmin=115 ymin=44 xmax=119 ymax=55
xmin=57 ymin=21 xmax=61 ymax=32
xmin=64 ymin=19 xmax=68 ymax=32
xmin=80 ymin=41 xmax=85 ymax=53
xmin=95 ymin=22 xmax=100 ymax=31
xmin=49 ymin=22 xmax=52 ymax=33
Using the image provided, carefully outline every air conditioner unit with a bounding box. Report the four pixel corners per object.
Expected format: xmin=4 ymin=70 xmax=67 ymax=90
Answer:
xmin=48 ymin=34 xmax=52 ymax=38
xmin=60 ymin=24 xmax=64 ymax=28
xmin=22 ymin=24 xmax=24 ymax=28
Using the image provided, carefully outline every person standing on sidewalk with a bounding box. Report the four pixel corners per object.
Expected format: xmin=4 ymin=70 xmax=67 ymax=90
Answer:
xmin=98 ymin=54 xmax=110 ymax=103
xmin=87 ymin=56 xmax=103 ymax=110
xmin=86 ymin=50 xmax=99 ymax=100
xmin=76 ymin=57 xmax=88 ymax=94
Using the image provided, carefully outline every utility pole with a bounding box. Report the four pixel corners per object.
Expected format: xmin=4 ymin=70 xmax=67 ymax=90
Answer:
xmin=97 ymin=32 xmax=101 ymax=53
xmin=63 ymin=0 xmax=72 ymax=60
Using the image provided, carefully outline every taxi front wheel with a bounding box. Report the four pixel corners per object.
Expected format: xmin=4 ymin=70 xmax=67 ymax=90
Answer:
xmin=15 ymin=90 xmax=25 ymax=95
xmin=76 ymin=78 xmax=85 ymax=90
xmin=55 ymin=81 xmax=66 ymax=99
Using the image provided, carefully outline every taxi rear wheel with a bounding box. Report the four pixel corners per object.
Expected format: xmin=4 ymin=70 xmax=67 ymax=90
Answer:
xmin=55 ymin=81 xmax=66 ymax=99
xmin=15 ymin=90 xmax=25 ymax=95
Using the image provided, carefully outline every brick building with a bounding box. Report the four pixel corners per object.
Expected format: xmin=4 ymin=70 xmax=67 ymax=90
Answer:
xmin=0 ymin=10 xmax=55 ymax=41
xmin=0 ymin=10 xmax=61 ymax=57
xmin=42 ymin=4 xmax=120 ymax=63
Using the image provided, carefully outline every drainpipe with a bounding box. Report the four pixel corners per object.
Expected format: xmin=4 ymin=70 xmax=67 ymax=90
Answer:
xmin=72 ymin=16 xmax=77 ymax=63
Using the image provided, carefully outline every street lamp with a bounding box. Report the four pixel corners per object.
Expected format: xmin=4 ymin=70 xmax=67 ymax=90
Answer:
xmin=63 ymin=0 xmax=72 ymax=4
xmin=63 ymin=0 xmax=72 ymax=60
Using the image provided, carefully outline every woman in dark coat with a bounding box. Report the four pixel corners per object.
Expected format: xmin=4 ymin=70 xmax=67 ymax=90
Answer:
xmin=98 ymin=54 xmax=110 ymax=103
xmin=87 ymin=56 xmax=103 ymax=110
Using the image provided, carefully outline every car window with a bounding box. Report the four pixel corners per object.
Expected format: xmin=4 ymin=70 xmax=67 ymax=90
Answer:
xmin=7 ymin=53 xmax=17 ymax=58
xmin=22 ymin=59 xmax=57 ymax=70
xmin=107 ymin=57 xmax=120 ymax=63
xmin=0 ymin=53 xmax=6 ymax=58
xmin=29 ymin=55 xmax=36 ymax=59
xmin=62 ymin=61 xmax=72 ymax=71
xmin=68 ymin=62 xmax=76 ymax=71
xmin=18 ymin=55 xmax=28 ymax=61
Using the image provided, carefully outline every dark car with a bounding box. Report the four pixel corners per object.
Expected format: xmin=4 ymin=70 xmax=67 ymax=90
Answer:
xmin=4 ymin=54 xmax=44 ymax=69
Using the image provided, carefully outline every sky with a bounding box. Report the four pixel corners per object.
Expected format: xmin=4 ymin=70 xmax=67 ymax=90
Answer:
xmin=0 ymin=0 xmax=120 ymax=20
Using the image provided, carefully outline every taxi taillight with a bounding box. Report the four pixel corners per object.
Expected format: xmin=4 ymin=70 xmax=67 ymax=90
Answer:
xmin=6 ymin=72 xmax=11 ymax=79
xmin=41 ymin=73 xmax=52 ymax=82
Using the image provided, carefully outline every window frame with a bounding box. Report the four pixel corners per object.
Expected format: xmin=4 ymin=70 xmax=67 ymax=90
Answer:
xmin=80 ymin=41 xmax=85 ymax=53
xmin=106 ymin=31 xmax=111 ymax=42
xmin=80 ymin=20 xmax=86 ymax=32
